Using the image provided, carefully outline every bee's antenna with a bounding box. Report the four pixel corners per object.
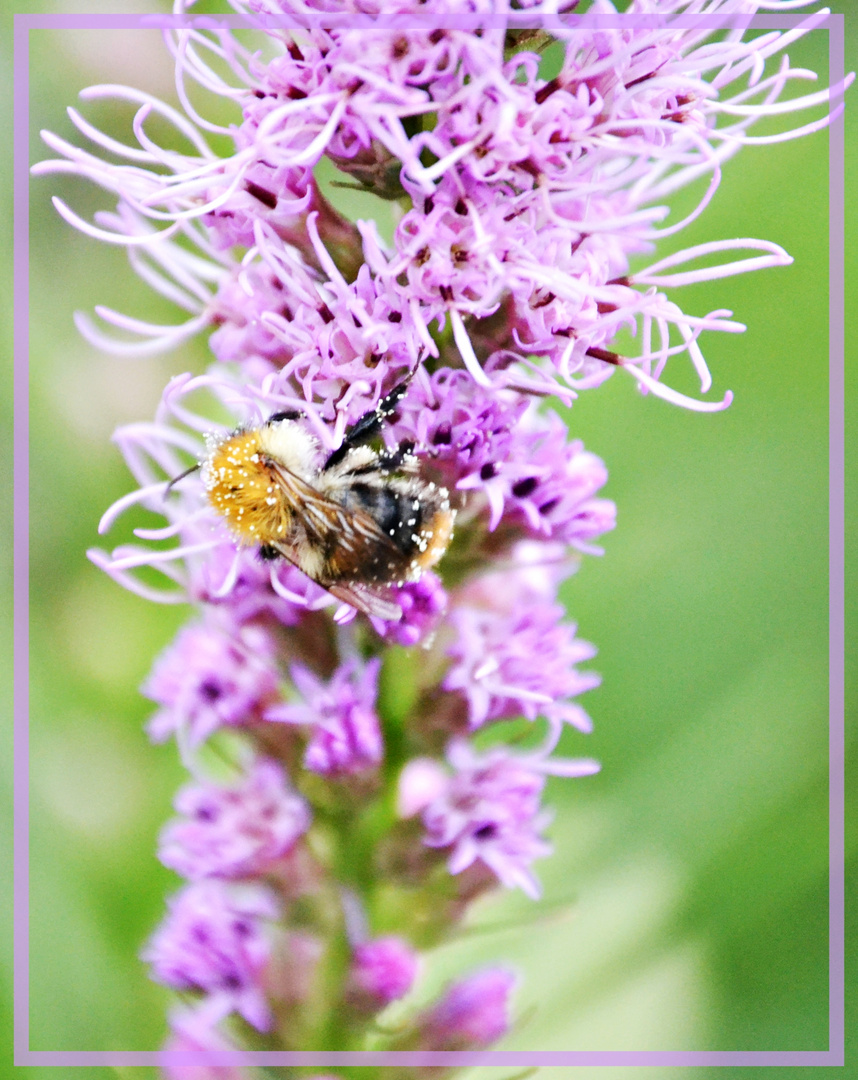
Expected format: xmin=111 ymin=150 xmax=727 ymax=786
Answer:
xmin=164 ymin=462 xmax=201 ymax=498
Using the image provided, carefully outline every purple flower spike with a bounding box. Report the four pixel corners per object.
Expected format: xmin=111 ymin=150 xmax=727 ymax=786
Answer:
xmin=35 ymin=1 xmax=843 ymax=1060
xmin=350 ymin=936 xmax=420 ymax=1007
xmin=158 ymin=759 xmax=311 ymax=881
xmin=143 ymin=617 xmax=281 ymax=748
xmin=420 ymin=967 xmax=516 ymax=1050
xmin=142 ymin=881 xmax=279 ymax=1032
xmin=266 ymin=658 xmax=383 ymax=776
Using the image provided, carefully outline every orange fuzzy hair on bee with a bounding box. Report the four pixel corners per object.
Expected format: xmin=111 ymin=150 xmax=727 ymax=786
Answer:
xmin=201 ymin=393 xmax=454 ymax=620
xmin=204 ymin=426 xmax=314 ymax=547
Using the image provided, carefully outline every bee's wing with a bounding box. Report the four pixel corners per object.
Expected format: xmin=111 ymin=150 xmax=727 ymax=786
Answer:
xmin=267 ymin=462 xmax=406 ymax=619
xmin=327 ymin=582 xmax=404 ymax=621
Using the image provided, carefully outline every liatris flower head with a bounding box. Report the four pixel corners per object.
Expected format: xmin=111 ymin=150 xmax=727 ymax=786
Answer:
xmin=265 ymin=658 xmax=384 ymax=776
xmin=443 ymin=575 xmax=601 ymax=734
xmin=142 ymin=881 xmax=279 ymax=1032
xmin=413 ymin=729 xmax=600 ymax=899
xmin=143 ymin=616 xmax=282 ymax=748
xmin=348 ymin=936 xmax=421 ymax=1008
xmin=417 ymin=967 xmax=517 ymax=1050
xmin=158 ymin=758 xmax=311 ymax=880
xmin=380 ymin=571 xmax=449 ymax=646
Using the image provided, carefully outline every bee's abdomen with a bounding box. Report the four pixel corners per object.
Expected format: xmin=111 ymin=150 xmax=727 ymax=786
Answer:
xmin=342 ymin=483 xmax=424 ymax=555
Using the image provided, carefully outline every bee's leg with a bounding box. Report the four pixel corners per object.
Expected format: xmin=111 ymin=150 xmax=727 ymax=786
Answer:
xmin=376 ymin=440 xmax=417 ymax=474
xmin=323 ymin=379 xmax=412 ymax=470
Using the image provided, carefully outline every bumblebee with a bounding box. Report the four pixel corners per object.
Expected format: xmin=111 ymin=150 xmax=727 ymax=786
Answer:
xmin=200 ymin=382 xmax=455 ymax=620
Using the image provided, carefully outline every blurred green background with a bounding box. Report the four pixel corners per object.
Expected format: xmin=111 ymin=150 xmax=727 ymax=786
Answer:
xmin=3 ymin=3 xmax=857 ymax=1079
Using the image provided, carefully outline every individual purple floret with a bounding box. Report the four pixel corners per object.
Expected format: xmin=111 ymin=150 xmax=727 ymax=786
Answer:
xmin=143 ymin=616 xmax=281 ymax=748
xmin=416 ymin=736 xmax=600 ymax=899
xmin=443 ymin=585 xmax=600 ymax=734
xmin=393 ymin=368 xmax=529 ymax=507
xmin=158 ymin=759 xmax=311 ymax=881
xmin=142 ymin=881 xmax=279 ymax=1032
xmin=266 ymin=658 xmax=383 ymax=776
xmin=190 ymin=542 xmax=330 ymax=627
xmin=419 ymin=967 xmax=516 ymax=1050
xmin=349 ymin=936 xmax=420 ymax=1008
xmin=500 ymin=415 xmax=618 ymax=551
xmin=208 ymin=263 xmax=297 ymax=374
xmin=202 ymin=156 xmax=312 ymax=251
xmin=380 ymin=572 xmax=448 ymax=647
xmin=394 ymin=371 xmax=615 ymax=541
xmin=396 ymin=757 xmax=449 ymax=821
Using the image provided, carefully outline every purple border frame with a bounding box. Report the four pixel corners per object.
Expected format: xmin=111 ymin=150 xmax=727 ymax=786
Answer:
xmin=13 ymin=7 xmax=846 ymax=1068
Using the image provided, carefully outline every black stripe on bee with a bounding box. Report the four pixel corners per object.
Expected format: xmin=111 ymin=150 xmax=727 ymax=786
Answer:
xmin=339 ymin=483 xmax=424 ymax=554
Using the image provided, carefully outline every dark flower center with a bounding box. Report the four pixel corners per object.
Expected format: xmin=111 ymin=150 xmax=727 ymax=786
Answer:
xmin=199 ymin=680 xmax=223 ymax=702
